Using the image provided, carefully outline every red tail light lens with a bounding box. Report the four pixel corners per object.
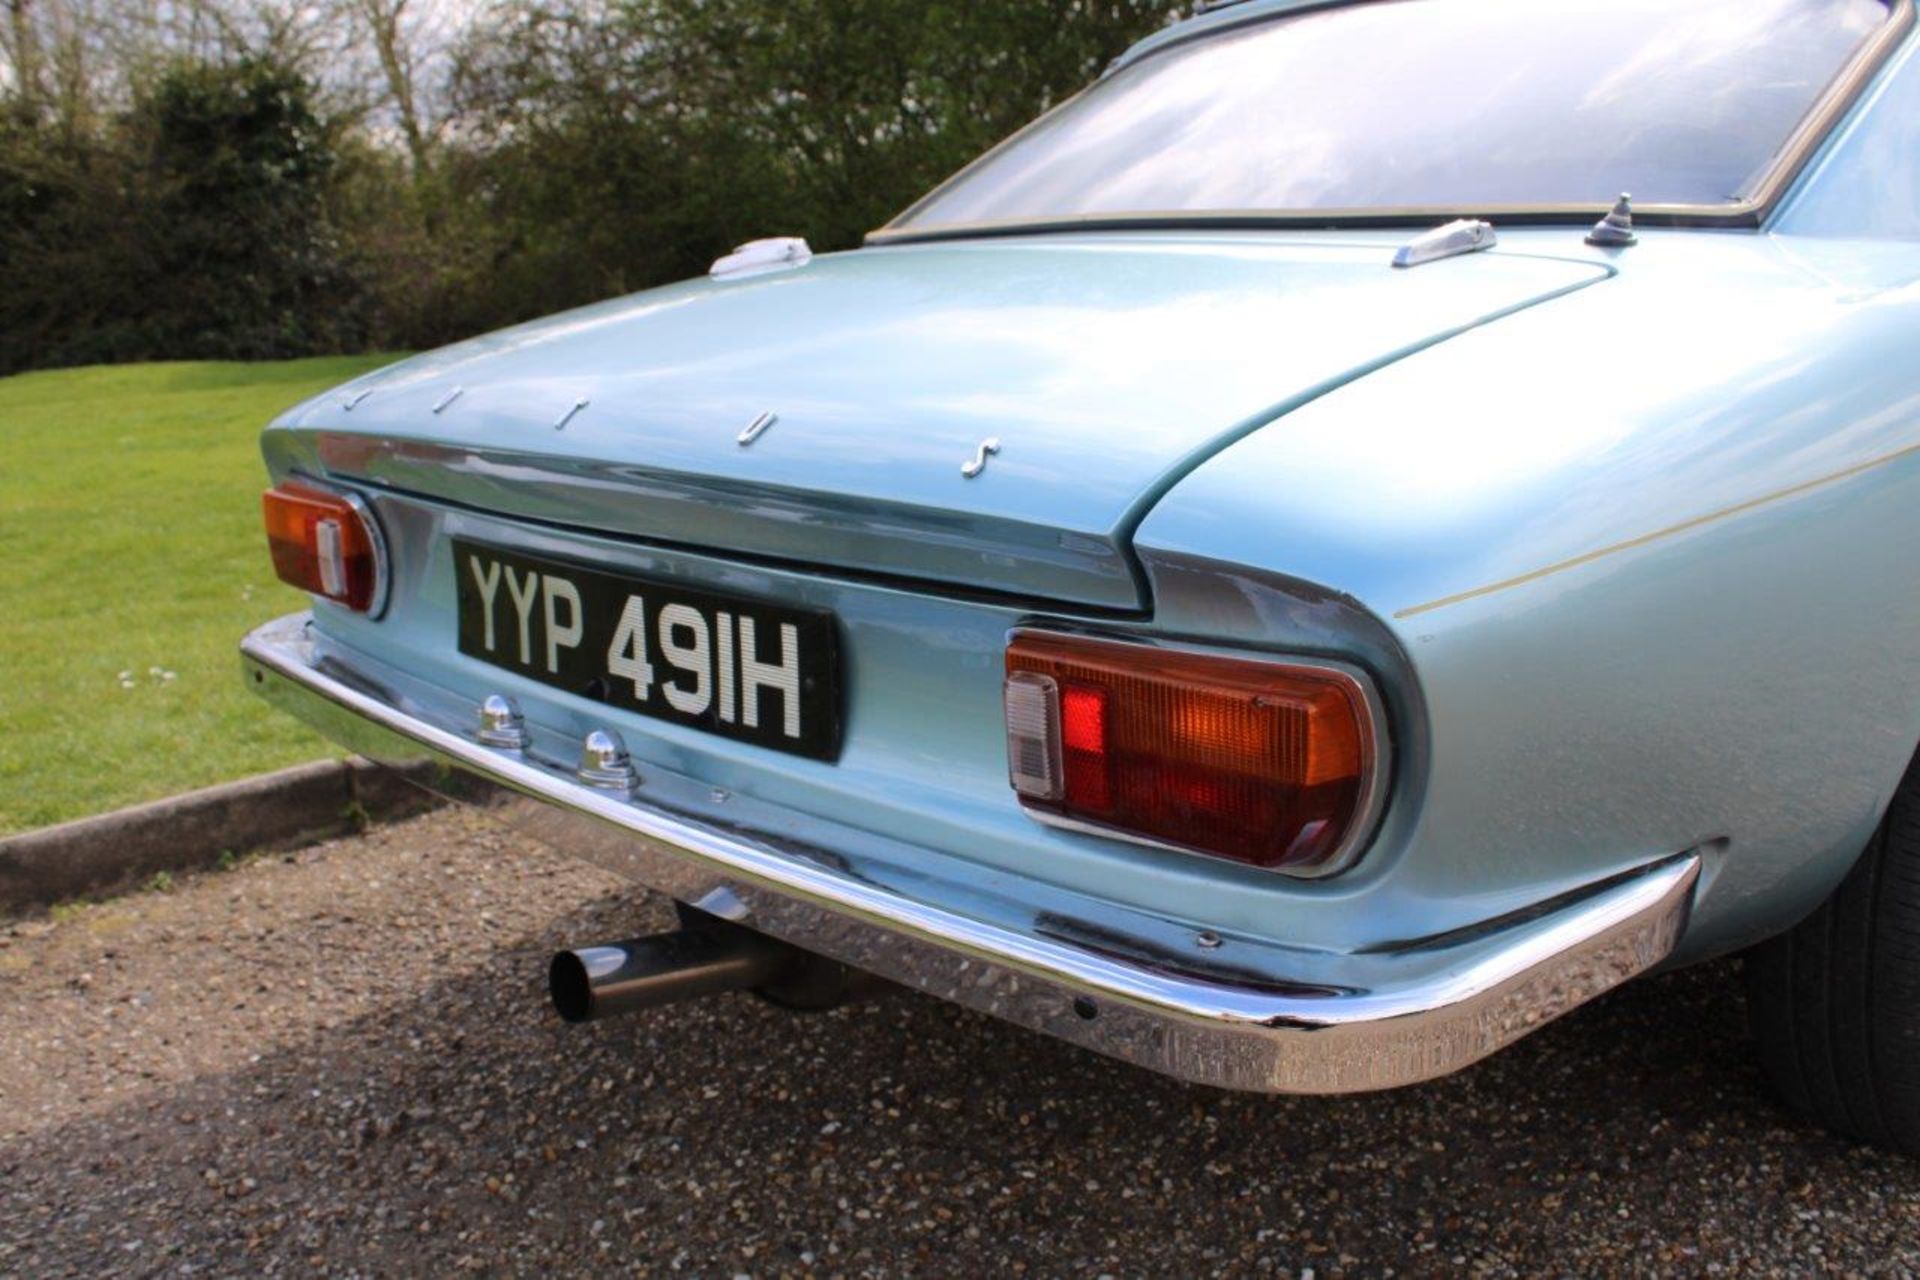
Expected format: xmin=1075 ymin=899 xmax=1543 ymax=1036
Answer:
xmin=1004 ymin=631 xmax=1379 ymax=875
xmin=262 ymin=481 xmax=387 ymax=615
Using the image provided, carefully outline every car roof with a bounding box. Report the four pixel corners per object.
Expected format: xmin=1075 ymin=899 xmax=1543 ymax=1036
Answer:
xmin=1107 ymin=0 xmax=1361 ymax=77
xmin=1109 ymin=0 xmax=1898 ymax=77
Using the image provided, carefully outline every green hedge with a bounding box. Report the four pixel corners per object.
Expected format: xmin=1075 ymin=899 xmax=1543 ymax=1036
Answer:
xmin=0 ymin=1 xmax=1183 ymax=376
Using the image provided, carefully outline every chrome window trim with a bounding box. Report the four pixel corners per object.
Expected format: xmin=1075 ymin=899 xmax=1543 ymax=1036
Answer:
xmin=1005 ymin=627 xmax=1391 ymax=880
xmin=870 ymin=0 xmax=1915 ymax=245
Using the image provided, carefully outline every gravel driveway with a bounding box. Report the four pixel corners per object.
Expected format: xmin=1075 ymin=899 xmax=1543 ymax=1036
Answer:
xmin=2 ymin=806 xmax=1916 ymax=1277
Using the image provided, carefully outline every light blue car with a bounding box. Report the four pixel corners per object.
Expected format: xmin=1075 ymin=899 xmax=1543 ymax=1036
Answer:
xmin=243 ymin=0 xmax=1920 ymax=1152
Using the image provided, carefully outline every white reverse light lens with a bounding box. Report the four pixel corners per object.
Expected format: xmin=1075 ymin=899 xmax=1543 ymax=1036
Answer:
xmin=315 ymin=518 xmax=347 ymax=597
xmin=1004 ymin=671 xmax=1062 ymax=800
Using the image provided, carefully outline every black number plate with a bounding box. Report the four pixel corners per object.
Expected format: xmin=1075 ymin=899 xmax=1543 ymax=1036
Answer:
xmin=454 ymin=539 xmax=842 ymax=761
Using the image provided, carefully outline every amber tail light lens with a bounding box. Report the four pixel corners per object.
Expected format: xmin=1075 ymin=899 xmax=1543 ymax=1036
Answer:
xmin=262 ymin=481 xmax=387 ymax=615
xmin=1005 ymin=631 xmax=1378 ymax=875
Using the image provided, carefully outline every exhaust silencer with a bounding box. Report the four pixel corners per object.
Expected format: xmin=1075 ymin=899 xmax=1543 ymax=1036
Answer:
xmin=549 ymin=924 xmax=797 ymax=1024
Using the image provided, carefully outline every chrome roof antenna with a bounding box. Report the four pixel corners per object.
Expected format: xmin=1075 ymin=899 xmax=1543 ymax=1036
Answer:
xmin=1391 ymin=218 xmax=1497 ymax=268
xmin=1587 ymin=193 xmax=1639 ymax=247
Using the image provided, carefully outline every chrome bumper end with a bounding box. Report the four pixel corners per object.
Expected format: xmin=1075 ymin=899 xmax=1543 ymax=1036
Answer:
xmin=242 ymin=611 xmax=1699 ymax=1095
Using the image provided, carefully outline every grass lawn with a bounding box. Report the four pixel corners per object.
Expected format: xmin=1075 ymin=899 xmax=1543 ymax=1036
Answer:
xmin=0 ymin=356 xmax=401 ymax=835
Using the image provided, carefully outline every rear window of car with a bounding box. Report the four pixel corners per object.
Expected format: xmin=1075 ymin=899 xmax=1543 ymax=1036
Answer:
xmin=890 ymin=0 xmax=1896 ymax=230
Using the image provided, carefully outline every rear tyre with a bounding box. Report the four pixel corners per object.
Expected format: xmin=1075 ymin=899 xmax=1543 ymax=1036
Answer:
xmin=1745 ymin=755 xmax=1920 ymax=1154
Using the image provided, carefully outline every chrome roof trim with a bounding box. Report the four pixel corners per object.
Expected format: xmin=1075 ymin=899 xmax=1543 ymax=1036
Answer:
xmin=1112 ymin=0 xmax=1371 ymax=76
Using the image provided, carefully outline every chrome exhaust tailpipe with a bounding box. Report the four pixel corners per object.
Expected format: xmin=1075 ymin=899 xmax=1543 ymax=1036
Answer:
xmin=549 ymin=923 xmax=798 ymax=1024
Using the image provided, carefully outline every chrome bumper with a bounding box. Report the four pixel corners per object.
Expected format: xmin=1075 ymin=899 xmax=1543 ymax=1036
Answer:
xmin=241 ymin=611 xmax=1699 ymax=1095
